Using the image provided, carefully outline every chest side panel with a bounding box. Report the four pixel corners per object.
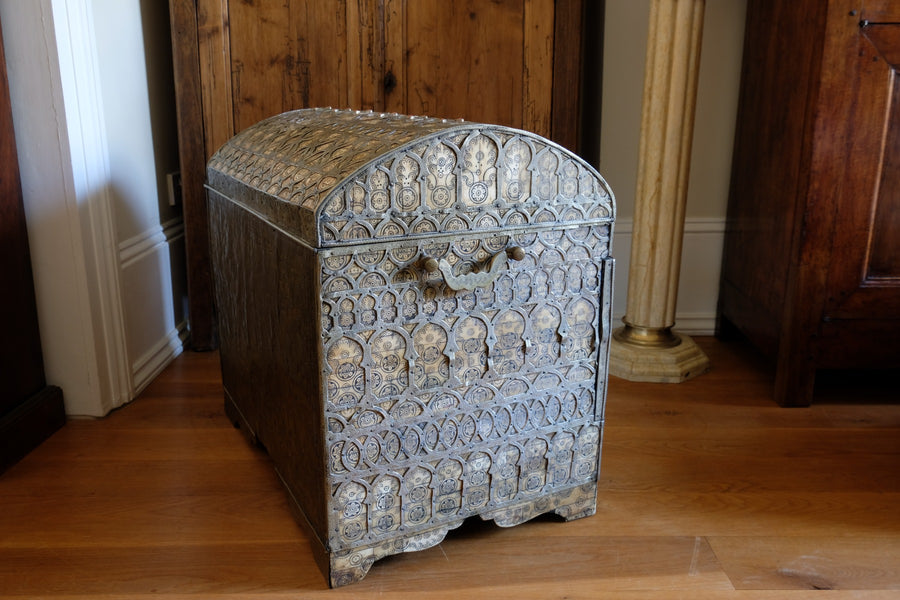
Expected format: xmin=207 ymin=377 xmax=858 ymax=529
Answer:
xmin=208 ymin=192 xmax=329 ymax=538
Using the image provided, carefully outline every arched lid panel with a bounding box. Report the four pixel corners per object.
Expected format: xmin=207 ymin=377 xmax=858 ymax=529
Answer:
xmin=207 ymin=108 xmax=614 ymax=248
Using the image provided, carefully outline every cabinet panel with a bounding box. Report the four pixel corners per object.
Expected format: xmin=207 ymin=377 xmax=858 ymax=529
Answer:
xmin=862 ymin=0 xmax=900 ymax=23
xmin=864 ymin=26 xmax=900 ymax=280
xmin=717 ymin=0 xmax=900 ymax=406
xmin=869 ymin=84 xmax=900 ymax=279
xmin=817 ymin=19 xmax=900 ymax=318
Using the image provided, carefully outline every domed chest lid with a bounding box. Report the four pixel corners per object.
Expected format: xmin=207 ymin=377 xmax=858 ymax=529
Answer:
xmin=207 ymin=108 xmax=615 ymax=249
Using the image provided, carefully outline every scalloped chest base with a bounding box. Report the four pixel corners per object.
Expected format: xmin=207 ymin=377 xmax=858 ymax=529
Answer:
xmin=207 ymin=109 xmax=615 ymax=587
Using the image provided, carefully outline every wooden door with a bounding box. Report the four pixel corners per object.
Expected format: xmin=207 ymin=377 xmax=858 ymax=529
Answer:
xmin=170 ymin=0 xmax=595 ymax=349
xmin=0 ymin=16 xmax=65 ymax=472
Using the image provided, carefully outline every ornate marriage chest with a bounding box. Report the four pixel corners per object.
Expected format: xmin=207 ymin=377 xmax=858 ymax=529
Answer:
xmin=206 ymin=108 xmax=616 ymax=587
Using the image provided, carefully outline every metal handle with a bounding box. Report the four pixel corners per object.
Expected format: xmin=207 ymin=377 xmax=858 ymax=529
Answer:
xmin=421 ymin=247 xmax=525 ymax=291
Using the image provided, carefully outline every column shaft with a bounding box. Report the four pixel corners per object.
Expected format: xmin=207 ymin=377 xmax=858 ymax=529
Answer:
xmin=610 ymin=0 xmax=710 ymax=382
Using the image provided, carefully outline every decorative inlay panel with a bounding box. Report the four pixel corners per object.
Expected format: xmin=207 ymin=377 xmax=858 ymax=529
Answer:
xmin=320 ymin=225 xmax=609 ymax=553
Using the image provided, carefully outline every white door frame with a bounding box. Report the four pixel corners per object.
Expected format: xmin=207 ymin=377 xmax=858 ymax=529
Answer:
xmin=1 ymin=0 xmax=130 ymax=416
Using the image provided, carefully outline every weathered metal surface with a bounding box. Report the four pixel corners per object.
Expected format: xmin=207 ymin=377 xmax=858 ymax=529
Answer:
xmin=206 ymin=108 xmax=616 ymax=587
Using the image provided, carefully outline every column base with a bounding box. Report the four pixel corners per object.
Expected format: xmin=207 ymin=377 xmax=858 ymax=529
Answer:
xmin=609 ymin=327 xmax=710 ymax=383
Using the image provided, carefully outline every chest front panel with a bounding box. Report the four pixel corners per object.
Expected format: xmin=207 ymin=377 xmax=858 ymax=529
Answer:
xmin=320 ymin=225 xmax=612 ymax=550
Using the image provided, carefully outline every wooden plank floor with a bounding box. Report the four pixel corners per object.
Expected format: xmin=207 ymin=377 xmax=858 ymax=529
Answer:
xmin=1 ymin=337 xmax=898 ymax=599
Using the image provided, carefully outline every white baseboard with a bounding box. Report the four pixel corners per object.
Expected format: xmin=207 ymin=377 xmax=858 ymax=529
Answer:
xmin=665 ymin=312 xmax=718 ymax=336
xmin=612 ymin=217 xmax=724 ymax=336
xmin=132 ymin=320 xmax=189 ymax=395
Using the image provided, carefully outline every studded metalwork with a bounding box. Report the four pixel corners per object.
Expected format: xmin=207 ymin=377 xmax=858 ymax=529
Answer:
xmin=206 ymin=108 xmax=615 ymax=587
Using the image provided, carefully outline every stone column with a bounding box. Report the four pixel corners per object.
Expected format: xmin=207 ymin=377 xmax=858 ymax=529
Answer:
xmin=609 ymin=0 xmax=710 ymax=382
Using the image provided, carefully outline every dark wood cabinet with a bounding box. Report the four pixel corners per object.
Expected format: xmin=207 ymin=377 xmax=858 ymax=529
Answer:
xmin=1 ymin=17 xmax=65 ymax=472
xmin=169 ymin=0 xmax=598 ymax=349
xmin=717 ymin=0 xmax=900 ymax=406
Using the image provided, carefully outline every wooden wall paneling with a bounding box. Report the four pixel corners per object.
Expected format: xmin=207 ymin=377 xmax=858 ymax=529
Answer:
xmin=170 ymin=0 xmax=216 ymax=350
xmin=226 ymin=0 xmax=355 ymax=133
xmin=227 ymin=0 xmax=290 ymax=132
xmin=550 ymin=0 xmax=585 ymax=152
xmin=577 ymin=0 xmax=602 ymax=167
xmin=382 ymin=0 xmax=405 ymax=115
xmin=346 ymin=0 xmax=384 ymax=111
xmin=197 ymin=0 xmax=235 ymax=158
xmin=287 ymin=1 xmax=350 ymax=110
xmin=523 ymin=0 xmax=556 ymax=139
xmin=395 ymin=0 xmax=531 ymax=130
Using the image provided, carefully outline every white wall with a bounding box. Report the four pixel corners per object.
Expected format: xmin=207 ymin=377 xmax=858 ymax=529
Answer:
xmin=0 ymin=0 xmax=186 ymax=416
xmin=92 ymin=0 xmax=188 ymax=393
xmin=600 ymin=0 xmax=746 ymax=334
